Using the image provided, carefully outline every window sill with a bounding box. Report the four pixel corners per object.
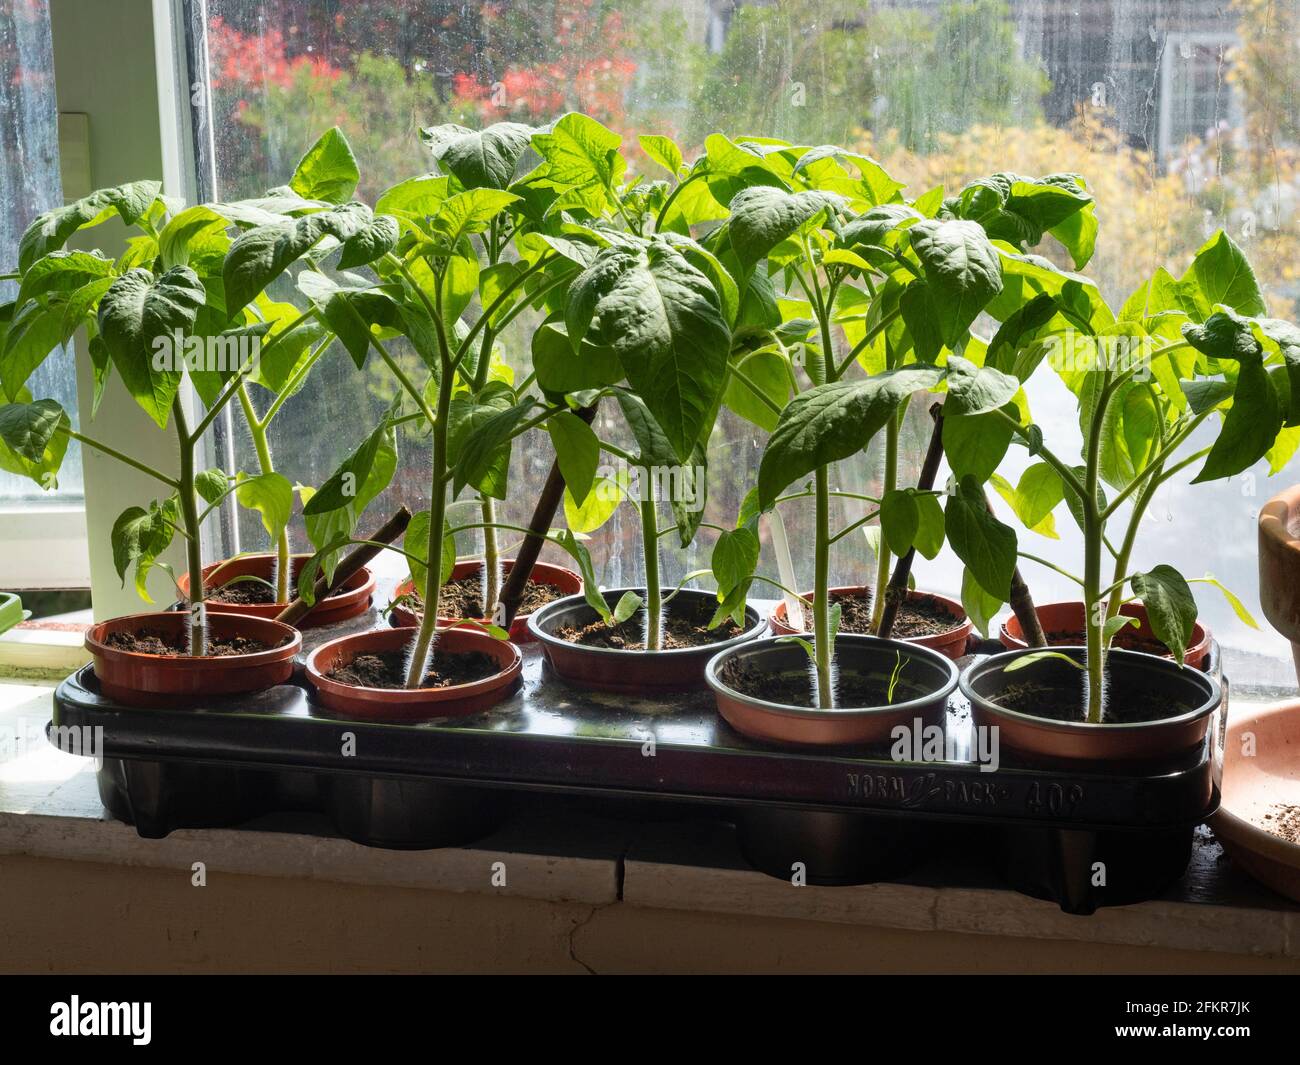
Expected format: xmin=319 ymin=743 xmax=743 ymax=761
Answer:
xmin=0 ymin=627 xmax=90 ymax=680
xmin=1 ymin=680 xmax=1298 ymax=972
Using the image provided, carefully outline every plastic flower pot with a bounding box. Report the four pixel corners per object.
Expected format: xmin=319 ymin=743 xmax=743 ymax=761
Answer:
xmin=767 ymin=586 xmax=973 ymax=660
xmin=0 ymin=591 xmax=30 ymax=635
xmin=305 ymin=625 xmax=522 ymax=721
xmin=705 ymin=633 xmax=960 ymax=747
xmin=997 ymin=600 xmax=1211 ymax=671
xmin=387 ymin=559 xmax=583 ymax=643
xmin=176 ymin=554 xmax=375 ymax=628
xmin=1209 ymin=697 xmax=1300 ymax=903
xmin=1259 ymin=484 xmax=1300 ymax=685
xmin=527 ymin=587 xmax=764 ymax=693
xmin=960 ymin=647 xmax=1221 ymax=763
xmin=85 ymin=612 xmax=301 ymax=707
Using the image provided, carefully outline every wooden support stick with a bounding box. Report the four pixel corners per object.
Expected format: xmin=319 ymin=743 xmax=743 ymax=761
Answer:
xmin=497 ymin=404 xmax=599 ymax=628
xmin=274 ymin=507 xmax=412 ymax=627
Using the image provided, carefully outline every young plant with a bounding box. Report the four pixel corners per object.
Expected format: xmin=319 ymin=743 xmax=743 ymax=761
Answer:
xmin=0 ymin=131 xmax=403 ymax=649
xmin=981 ymin=229 xmax=1295 ymax=720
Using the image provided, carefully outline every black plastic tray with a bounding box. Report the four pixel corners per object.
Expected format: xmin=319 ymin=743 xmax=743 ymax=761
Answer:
xmin=49 ymin=625 xmax=1226 ymax=913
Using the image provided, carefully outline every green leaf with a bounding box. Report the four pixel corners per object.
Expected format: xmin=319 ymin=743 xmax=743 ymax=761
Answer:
xmin=946 ymin=476 xmax=1017 ymax=600
xmin=913 ymin=493 xmax=945 ymax=560
xmin=195 ymin=468 xmax=229 ymax=504
xmin=429 ymin=189 xmax=520 ymax=248
xmin=1195 ymin=573 xmax=1260 ymax=630
xmin=1131 ymin=565 xmax=1198 ymax=665
xmin=612 ymin=591 xmax=642 ymax=625
xmin=553 ymin=528 xmax=612 ymax=623
xmin=711 ymin=527 xmax=760 ymax=597
xmin=1180 ymin=230 xmax=1266 ymax=320
xmin=961 ymin=567 xmax=1004 ymax=638
xmin=567 ymin=243 xmax=729 ymax=462
xmin=942 ymin=408 xmax=1013 ymax=483
xmin=880 ymin=488 xmax=920 ymax=557
xmin=234 ymin=471 xmax=294 ymax=540
xmin=547 ymin=410 xmax=600 ymax=506
xmin=303 ymin=417 xmax=396 ymax=515
xmin=452 ymin=398 xmax=534 ymax=500
xmin=1003 ymin=649 xmax=1086 ymax=673
xmin=640 ymin=134 xmax=684 ymax=177
xmin=18 ymin=180 xmax=160 ymax=272
xmin=111 ymin=498 xmax=178 ymax=602
xmin=17 ymin=250 xmax=115 ymax=306
xmin=908 ymin=219 xmax=1003 ymax=347
xmin=405 ymin=509 xmax=457 ymax=591
xmin=758 ymin=366 xmax=943 ymax=509
xmin=422 ymin=121 xmax=533 ymax=190
xmin=723 ymin=348 xmax=788 ymax=431
xmin=531 ymin=113 xmax=625 ymax=204
xmin=531 ymin=321 xmax=622 ymax=394
xmin=565 ymin=474 xmax=623 ymax=533
xmin=943 ymin=354 xmax=1019 ymax=417
xmin=1 ymin=301 xmax=65 ymax=401
xmin=222 ymin=202 xmax=371 ymax=316
xmin=289 ymin=127 xmax=359 ymax=205
xmin=727 ymin=186 xmax=839 ymax=267
xmin=990 ymin=462 xmax=1062 ymax=538
xmin=0 ymin=398 xmax=70 ymax=486
xmin=96 ymin=266 xmax=206 ymax=426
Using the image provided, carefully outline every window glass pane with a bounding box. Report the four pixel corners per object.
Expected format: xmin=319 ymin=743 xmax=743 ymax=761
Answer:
xmin=0 ymin=0 xmax=80 ymax=502
xmin=199 ymin=0 xmax=1300 ymax=690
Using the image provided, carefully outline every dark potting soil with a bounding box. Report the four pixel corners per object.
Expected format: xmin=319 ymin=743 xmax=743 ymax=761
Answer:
xmin=992 ymin=680 xmax=1190 ymax=724
xmin=324 ymin=648 xmax=498 ymax=690
xmin=1261 ymin=803 xmax=1300 ymax=845
xmin=1041 ymin=627 xmax=1177 ymax=657
xmin=828 ymin=590 xmax=962 ymax=638
xmin=718 ymin=654 xmax=930 ymax=709
xmin=558 ymin=598 xmax=744 ymax=650
xmin=104 ymin=628 xmax=281 ymax=657
xmin=208 ymin=575 xmax=347 ymax=605
xmin=399 ymin=574 xmax=563 ymax=620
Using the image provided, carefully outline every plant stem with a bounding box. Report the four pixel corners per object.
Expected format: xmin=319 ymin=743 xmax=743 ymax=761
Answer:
xmin=870 ymin=414 xmax=899 ymax=632
xmin=639 ymin=470 xmax=662 ymax=651
xmin=405 ymin=376 xmax=452 ymax=689
xmin=171 ymin=397 xmax=205 ymax=657
xmin=878 ymin=404 xmax=944 ymax=639
xmin=1082 ymin=373 xmax=1111 ymax=724
xmin=239 ymin=383 xmax=290 ymax=603
xmin=481 ymin=496 xmax=500 ymax=622
xmin=813 ymin=465 xmax=833 ymax=709
xmin=63 ymin=429 xmax=178 ymax=489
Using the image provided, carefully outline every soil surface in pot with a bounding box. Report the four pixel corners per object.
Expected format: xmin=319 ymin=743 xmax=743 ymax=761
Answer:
xmin=399 ymin=573 xmax=563 ymax=619
xmin=324 ymin=648 xmax=499 ymax=690
xmin=993 ymin=678 xmax=1189 ymax=724
xmin=559 ymin=597 xmax=743 ymax=650
xmin=208 ymin=580 xmax=281 ymax=605
xmin=719 ymin=655 xmax=931 ymax=709
xmin=1035 ymin=626 xmax=1173 ymax=657
xmin=829 ymin=590 xmax=961 ymax=637
xmin=1262 ymin=803 xmax=1300 ymax=844
xmin=104 ymin=628 xmax=283 ymax=657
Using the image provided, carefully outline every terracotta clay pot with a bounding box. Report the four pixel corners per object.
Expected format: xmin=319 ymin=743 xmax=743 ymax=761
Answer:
xmin=998 ymin=600 xmax=1212 ymax=672
xmin=528 ymin=588 xmax=765 ymax=693
xmin=768 ymin=586 xmax=973 ymax=660
xmin=705 ymin=634 xmax=959 ymax=747
xmin=1210 ymin=697 xmax=1300 ymax=903
xmin=86 ymin=612 xmax=301 ymax=707
xmin=305 ymin=625 xmax=522 ymax=721
xmin=387 ymin=559 xmax=583 ymax=643
xmin=176 ymin=554 xmax=375 ymax=628
xmin=960 ymin=647 xmax=1221 ymax=763
xmin=1259 ymin=484 xmax=1300 ymax=685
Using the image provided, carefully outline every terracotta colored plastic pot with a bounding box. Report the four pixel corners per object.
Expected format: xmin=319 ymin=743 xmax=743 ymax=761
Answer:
xmin=305 ymin=625 xmax=522 ymax=721
xmin=527 ymin=587 xmax=764 ymax=693
xmin=960 ymin=647 xmax=1221 ymax=763
xmin=388 ymin=559 xmax=583 ymax=643
xmin=998 ymin=600 xmax=1212 ymax=672
xmin=176 ymin=554 xmax=375 ymax=628
xmin=1259 ymin=484 xmax=1300 ymax=685
xmin=706 ymin=634 xmax=959 ymax=747
xmin=1210 ymin=697 xmax=1300 ymax=903
xmin=768 ymin=586 xmax=973 ymax=660
xmin=86 ymin=612 xmax=301 ymax=707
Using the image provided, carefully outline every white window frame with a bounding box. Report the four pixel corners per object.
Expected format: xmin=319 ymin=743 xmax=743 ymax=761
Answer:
xmin=2 ymin=0 xmax=207 ymax=632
